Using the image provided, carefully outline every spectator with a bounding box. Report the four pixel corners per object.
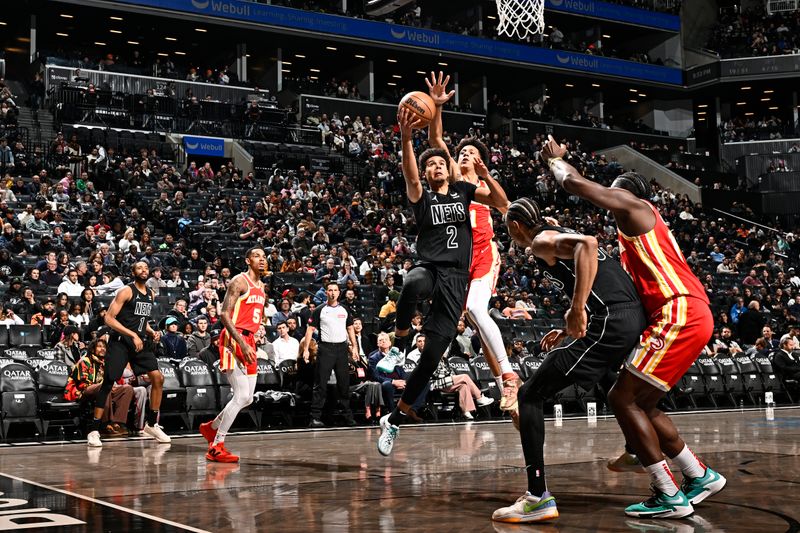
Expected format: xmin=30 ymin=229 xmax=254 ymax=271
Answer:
xmin=160 ymin=316 xmax=188 ymax=362
xmin=429 ymin=336 xmax=494 ymax=419
xmin=187 ymin=316 xmax=211 ymax=359
xmin=369 ymin=332 xmax=428 ymax=417
xmin=271 ymin=321 xmax=300 ymax=365
xmin=57 ymin=269 xmax=84 ymax=297
xmin=738 ymin=300 xmax=766 ymax=345
xmin=55 ymin=325 xmax=84 ymax=367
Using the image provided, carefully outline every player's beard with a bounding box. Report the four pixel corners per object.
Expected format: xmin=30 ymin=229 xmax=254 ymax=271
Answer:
xmin=135 ymin=272 xmax=148 ymax=283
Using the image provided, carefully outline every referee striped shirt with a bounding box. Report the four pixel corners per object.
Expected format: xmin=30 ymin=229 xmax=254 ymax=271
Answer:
xmin=309 ymin=303 xmax=353 ymax=344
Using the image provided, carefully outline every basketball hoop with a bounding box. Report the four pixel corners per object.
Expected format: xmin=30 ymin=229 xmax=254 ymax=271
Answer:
xmin=495 ymin=0 xmax=545 ymax=40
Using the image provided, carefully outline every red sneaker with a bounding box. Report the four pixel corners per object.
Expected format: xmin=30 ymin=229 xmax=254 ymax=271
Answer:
xmin=206 ymin=443 xmax=239 ymax=463
xmin=199 ymin=421 xmax=217 ymax=444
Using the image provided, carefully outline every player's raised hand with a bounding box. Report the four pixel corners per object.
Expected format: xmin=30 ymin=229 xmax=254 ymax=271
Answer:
xmin=540 ymin=134 xmax=568 ymax=164
xmin=425 ymin=71 xmax=455 ymax=107
xmin=397 ymin=107 xmax=427 ymax=137
xmin=473 ymin=155 xmax=490 ymax=179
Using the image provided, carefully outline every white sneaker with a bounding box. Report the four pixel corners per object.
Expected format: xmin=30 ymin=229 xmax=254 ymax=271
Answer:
xmin=376 ymin=347 xmax=405 ymax=373
xmin=463 ymin=411 xmax=474 ymax=420
xmin=476 ymin=396 xmax=495 ymax=407
xmin=377 ymin=414 xmax=399 ymax=456
xmin=87 ymin=430 xmax=102 ymax=447
xmin=492 ymin=491 xmax=559 ymax=523
xmin=143 ymin=423 xmax=171 ymax=443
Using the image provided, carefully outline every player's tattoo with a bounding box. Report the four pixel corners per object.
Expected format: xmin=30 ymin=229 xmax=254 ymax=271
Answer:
xmin=221 ymin=276 xmax=246 ymax=315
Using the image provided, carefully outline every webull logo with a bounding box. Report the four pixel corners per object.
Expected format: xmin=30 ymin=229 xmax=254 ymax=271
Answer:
xmin=190 ymin=0 xmax=250 ymax=15
xmin=555 ymin=53 xmax=599 ymax=69
xmin=550 ymin=0 xmax=596 ymax=12
xmin=390 ymin=27 xmax=440 ymax=45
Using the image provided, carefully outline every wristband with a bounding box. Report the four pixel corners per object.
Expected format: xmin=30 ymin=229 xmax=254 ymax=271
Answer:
xmin=548 ymin=157 xmax=563 ymax=168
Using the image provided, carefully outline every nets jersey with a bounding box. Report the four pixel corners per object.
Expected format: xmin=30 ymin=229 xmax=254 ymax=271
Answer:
xmin=230 ymin=273 xmax=266 ymax=332
xmin=534 ymin=226 xmax=640 ymax=315
xmin=470 ymin=179 xmax=494 ymax=249
xmin=618 ymin=201 xmax=709 ymax=316
xmin=411 ymin=180 xmax=477 ymax=270
xmin=117 ymin=284 xmax=153 ymax=337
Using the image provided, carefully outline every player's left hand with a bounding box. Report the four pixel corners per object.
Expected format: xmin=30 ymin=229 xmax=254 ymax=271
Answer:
xmin=540 ymin=134 xmax=568 ymax=164
xmin=473 ymin=156 xmax=490 ymax=179
xmin=397 ymin=107 xmax=427 ymax=137
xmin=540 ymin=329 xmax=566 ymax=352
xmin=425 ymin=71 xmax=455 ymax=107
xmin=565 ymin=306 xmax=587 ymax=339
xmin=150 ymin=330 xmax=161 ymax=343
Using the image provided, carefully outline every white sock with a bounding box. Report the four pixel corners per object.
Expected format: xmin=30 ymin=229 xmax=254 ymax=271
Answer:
xmin=670 ymin=445 xmax=706 ymax=479
xmin=495 ymin=376 xmax=504 ymax=390
xmin=645 ymin=460 xmax=679 ymax=496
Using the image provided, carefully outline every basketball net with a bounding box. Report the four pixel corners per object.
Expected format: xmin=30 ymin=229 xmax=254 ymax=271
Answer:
xmin=495 ymin=0 xmax=545 ymax=40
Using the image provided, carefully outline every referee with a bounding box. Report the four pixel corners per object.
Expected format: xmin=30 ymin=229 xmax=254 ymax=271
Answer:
xmin=303 ymin=280 xmax=358 ymax=428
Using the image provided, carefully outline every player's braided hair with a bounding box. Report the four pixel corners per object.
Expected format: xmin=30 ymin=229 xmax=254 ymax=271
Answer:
xmin=611 ymin=171 xmax=650 ymax=199
xmin=505 ymin=198 xmax=542 ymax=229
xmin=455 ymin=137 xmax=490 ymax=166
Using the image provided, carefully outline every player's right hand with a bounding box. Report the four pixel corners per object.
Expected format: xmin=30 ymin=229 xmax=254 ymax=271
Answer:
xmin=132 ymin=334 xmax=144 ymax=352
xmin=240 ymin=343 xmax=256 ymax=364
xmin=397 ymin=107 xmax=426 ymax=137
xmin=565 ymin=306 xmax=588 ymax=339
xmin=540 ymin=134 xmax=568 ymax=164
xmin=540 ymin=329 xmax=566 ymax=352
xmin=425 ymin=71 xmax=455 ymax=107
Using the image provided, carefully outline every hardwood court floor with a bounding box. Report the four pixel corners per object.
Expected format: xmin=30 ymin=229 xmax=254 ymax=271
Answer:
xmin=0 ymin=408 xmax=798 ymax=532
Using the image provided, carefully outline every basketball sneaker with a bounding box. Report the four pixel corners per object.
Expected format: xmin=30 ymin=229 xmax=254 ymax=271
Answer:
xmin=500 ymin=373 xmax=522 ymax=412
xmin=476 ymin=395 xmax=495 ymax=407
xmin=492 ymin=491 xmax=559 ymax=523
xmin=377 ymin=414 xmax=399 ymax=456
xmin=206 ymin=443 xmax=240 ymax=463
xmin=376 ymin=347 xmax=405 ymax=373
xmin=607 ymin=450 xmax=646 ymax=473
xmin=199 ymin=421 xmax=217 ymax=444
xmin=87 ymin=430 xmax=102 ymax=447
xmin=680 ymin=467 xmax=726 ymax=505
xmin=143 ymin=422 xmax=171 ymax=443
xmin=624 ymin=486 xmax=694 ymax=519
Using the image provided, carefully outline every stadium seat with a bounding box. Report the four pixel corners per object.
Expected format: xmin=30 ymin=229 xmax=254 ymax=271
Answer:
xmin=672 ymin=361 xmax=702 ymax=409
xmin=255 ymin=359 xmax=293 ymax=428
xmin=157 ymin=360 xmax=189 ymax=428
xmin=179 ymin=359 xmax=218 ymax=429
xmin=520 ymin=356 xmax=542 ymax=382
xmin=735 ymin=355 xmax=764 ymax=405
xmin=715 ymin=356 xmax=745 ymax=406
xmin=469 ymin=356 xmax=499 ymax=400
xmin=754 ymin=356 xmax=793 ymax=404
xmin=37 ymin=360 xmax=82 ymax=437
xmin=8 ymin=325 xmax=44 ymax=347
xmin=0 ymin=362 xmax=42 ymax=439
xmin=695 ymin=357 xmax=725 ymax=407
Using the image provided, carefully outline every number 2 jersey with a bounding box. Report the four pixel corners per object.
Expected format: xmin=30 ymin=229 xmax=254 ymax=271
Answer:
xmin=410 ymin=180 xmax=477 ymax=271
xmin=229 ymin=273 xmax=266 ymax=332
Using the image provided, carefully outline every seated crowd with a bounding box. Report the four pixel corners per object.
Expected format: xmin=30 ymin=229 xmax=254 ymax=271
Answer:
xmin=707 ymin=6 xmax=800 ymax=59
xmin=0 ymin=83 xmax=799 ymax=438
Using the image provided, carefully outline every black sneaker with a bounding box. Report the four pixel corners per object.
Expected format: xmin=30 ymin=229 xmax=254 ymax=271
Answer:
xmin=308 ymin=418 xmax=325 ymax=428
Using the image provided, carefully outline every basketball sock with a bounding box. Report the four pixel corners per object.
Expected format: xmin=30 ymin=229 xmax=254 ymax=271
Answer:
xmin=387 ymin=408 xmax=406 ymax=426
xmin=526 ymin=464 xmax=547 ymax=498
xmin=645 ymin=460 xmax=679 ymax=496
xmin=211 ymin=415 xmax=222 ymax=430
xmin=146 ymin=409 xmax=159 ymax=426
xmin=669 ymin=445 xmax=706 ymax=479
xmin=393 ymin=334 xmax=409 ymax=353
xmin=495 ymin=376 xmax=504 ymax=390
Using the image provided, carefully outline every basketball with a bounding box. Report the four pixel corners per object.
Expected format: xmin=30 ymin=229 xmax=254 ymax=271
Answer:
xmin=398 ymin=91 xmax=436 ymax=127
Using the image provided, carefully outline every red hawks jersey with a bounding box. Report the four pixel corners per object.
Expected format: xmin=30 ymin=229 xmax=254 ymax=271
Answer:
xmin=618 ymin=201 xmax=708 ymax=316
xmin=230 ymin=273 xmax=266 ymax=332
xmin=470 ymin=179 xmax=495 ymax=249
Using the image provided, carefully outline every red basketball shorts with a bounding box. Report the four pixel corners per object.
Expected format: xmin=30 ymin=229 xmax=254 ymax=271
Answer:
xmin=219 ymin=329 xmax=258 ymax=375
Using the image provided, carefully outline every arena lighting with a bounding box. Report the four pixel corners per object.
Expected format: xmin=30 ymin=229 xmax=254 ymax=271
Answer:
xmin=110 ymin=16 xmax=123 ymax=20
xmin=697 ymin=111 xmax=707 ymax=115
xmin=629 ymin=99 xmax=638 ymax=103
xmin=764 ymin=90 xmax=774 ymax=93
xmin=282 ymin=69 xmax=291 ymax=73
xmin=94 ymin=41 xmax=107 ymax=46
xmin=745 ymin=112 xmax=754 ymax=115
xmin=602 ymin=34 xmax=611 ymax=38
xmin=282 ymin=61 xmax=292 ymax=65
xmin=295 ymin=54 xmax=306 ymax=58
xmin=0 ymin=21 xmax=7 ymax=25
xmin=392 ymin=74 xmax=402 ymax=78
xmin=195 ymin=28 xmax=207 ymax=32
xmin=565 ymin=83 xmax=574 ymax=87
xmin=629 ymin=88 xmax=637 ymax=92
xmin=157 ymin=52 xmax=168 ymax=56
xmin=355 ymin=54 xmax=366 ymax=58
xmin=326 ymin=46 xmax=337 ymax=51
xmin=769 ymin=106 xmax=778 ymax=110
xmin=60 ymin=14 xmax=73 ymax=18
xmin=697 ymin=104 xmax=708 ymax=108
xmin=310 ymin=68 xmax=320 ymax=72
xmin=387 ymin=58 xmax=397 ymax=62
xmin=109 ymin=30 xmax=122 ymax=34
xmin=165 ymin=37 xmax=177 ymax=41
xmin=736 ymin=102 xmax=746 ymax=105
xmin=761 ymin=98 xmax=770 ymax=101
xmin=591 ymin=83 xmax=600 ymax=87
xmin=698 ymin=118 xmax=706 ymax=121
xmin=309 ymin=76 xmax=318 ymax=80
xmin=416 ymin=70 xmax=426 ymax=74
xmin=638 ymin=93 xmax=647 ymax=97
xmin=741 ymin=86 xmax=751 ymax=90
xmin=438 ymin=62 xmax=448 ymax=66
xmin=174 ymin=51 xmax=186 ymax=55
xmin=487 ymin=15 xmax=496 ymax=20
xmin=56 ymin=32 xmax=69 ymax=37
xmin=387 ymin=82 xmax=397 ymax=86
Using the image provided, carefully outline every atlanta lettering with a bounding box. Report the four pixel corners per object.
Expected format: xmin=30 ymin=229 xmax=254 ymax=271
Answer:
xmin=245 ymin=294 xmax=266 ymax=305
xmin=430 ymin=203 xmax=466 ymax=225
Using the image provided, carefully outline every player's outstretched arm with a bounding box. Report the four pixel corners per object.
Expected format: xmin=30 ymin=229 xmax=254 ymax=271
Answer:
xmin=398 ymin=107 xmax=426 ymax=203
xmin=532 ymin=231 xmax=598 ymax=339
xmin=425 ymin=71 xmax=459 ymax=182
xmin=541 ymin=135 xmax=649 ymax=221
xmin=472 ymin=156 xmax=510 ymax=214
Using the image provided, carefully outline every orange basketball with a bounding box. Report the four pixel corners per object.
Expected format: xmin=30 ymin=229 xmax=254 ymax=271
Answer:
xmin=398 ymin=91 xmax=436 ymax=128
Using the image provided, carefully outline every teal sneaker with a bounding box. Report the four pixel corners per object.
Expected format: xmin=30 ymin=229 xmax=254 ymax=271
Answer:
xmin=492 ymin=491 xmax=559 ymax=523
xmin=376 ymin=347 xmax=405 ymax=373
xmin=624 ymin=486 xmax=694 ymax=519
xmin=377 ymin=414 xmax=399 ymax=456
xmin=681 ymin=467 xmax=726 ymax=505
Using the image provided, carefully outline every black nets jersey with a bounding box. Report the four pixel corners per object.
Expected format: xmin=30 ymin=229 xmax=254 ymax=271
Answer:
xmin=410 ymin=180 xmax=477 ymax=270
xmin=117 ymin=283 xmax=154 ymax=337
xmin=533 ymin=226 xmax=640 ymax=315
